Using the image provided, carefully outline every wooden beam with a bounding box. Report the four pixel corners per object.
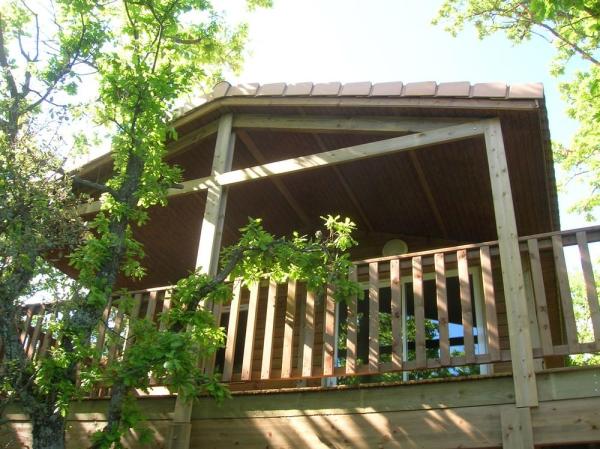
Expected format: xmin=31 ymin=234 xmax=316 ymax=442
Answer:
xmin=408 ymin=151 xmax=448 ymax=238
xmin=78 ymin=120 xmax=487 ymax=215
xmin=483 ymin=118 xmax=538 ymax=408
xmin=237 ymin=130 xmax=311 ymax=227
xmin=168 ymin=113 xmax=235 ymax=449
xmin=500 ymin=406 xmax=534 ymax=449
xmin=233 ymin=114 xmax=468 ymax=134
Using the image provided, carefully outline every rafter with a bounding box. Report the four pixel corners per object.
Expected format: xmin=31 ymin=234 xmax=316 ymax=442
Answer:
xmin=236 ymin=130 xmax=311 ymax=228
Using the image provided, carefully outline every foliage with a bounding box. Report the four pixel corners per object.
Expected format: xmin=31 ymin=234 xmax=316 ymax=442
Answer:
xmin=434 ymin=0 xmax=600 ymax=219
xmin=568 ymin=269 xmax=600 ymax=366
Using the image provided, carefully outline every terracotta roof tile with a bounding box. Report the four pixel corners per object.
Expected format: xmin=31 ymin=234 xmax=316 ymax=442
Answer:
xmin=226 ymin=83 xmax=259 ymax=96
xmin=285 ymin=82 xmax=314 ymax=96
xmin=370 ymin=81 xmax=403 ymax=96
xmin=471 ymin=82 xmax=507 ymax=98
xmin=508 ymin=82 xmax=544 ymax=99
xmin=312 ymin=82 xmax=342 ymax=96
xmin=403 ymin=81 xmax=437 ymax=96
xmin=211 ymin=81 xmax=231 ymax=98
xmin=436 ymin=81 xmax=471 ymax=97
xmin=256 ymin=82 xmax=287 ymax=96
xmin=339 ymin=81 xmax=372 ymax=96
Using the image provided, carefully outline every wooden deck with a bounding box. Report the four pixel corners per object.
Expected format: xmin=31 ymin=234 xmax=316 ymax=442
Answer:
xmin=3 ymin=367 xmax=600 ymax=448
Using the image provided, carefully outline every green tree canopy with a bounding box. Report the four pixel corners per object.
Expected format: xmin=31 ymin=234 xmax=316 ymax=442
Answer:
xmin=434 ymin=0 xmax=600 ymax=219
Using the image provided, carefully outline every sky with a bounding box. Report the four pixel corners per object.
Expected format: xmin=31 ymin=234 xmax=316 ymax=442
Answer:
xmin=215 ymin=0 xmax=597 ymax=231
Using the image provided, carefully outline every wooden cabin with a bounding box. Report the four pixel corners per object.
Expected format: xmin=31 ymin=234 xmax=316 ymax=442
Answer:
xmin=7 ymin=80 xmax=600 ymax=449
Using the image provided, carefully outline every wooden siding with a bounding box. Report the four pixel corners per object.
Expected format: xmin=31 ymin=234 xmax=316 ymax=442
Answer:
xmin=3 ymin=368 xmax=600 ymax=449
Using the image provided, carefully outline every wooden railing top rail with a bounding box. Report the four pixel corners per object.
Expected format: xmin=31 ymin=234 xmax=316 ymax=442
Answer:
xmin=353 ymin=225 xmax=600 ymax=266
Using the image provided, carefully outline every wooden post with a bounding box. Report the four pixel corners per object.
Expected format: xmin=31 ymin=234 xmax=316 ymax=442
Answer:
xmin=484 ymin=118 xmax=538 ymax=412
xmin=168 ymin=113 xmax=235 ymax=449
xmin=500 ymin=406 xmax=534 ymax=449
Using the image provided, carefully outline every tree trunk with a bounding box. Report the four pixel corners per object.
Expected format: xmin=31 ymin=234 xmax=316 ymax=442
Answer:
xmin=31 ymin=411 xmax=65 ymax=449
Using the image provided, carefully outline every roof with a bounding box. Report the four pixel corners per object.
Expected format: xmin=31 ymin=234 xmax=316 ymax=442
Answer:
xmin=174 ymin=80 xmax=543 ymax=115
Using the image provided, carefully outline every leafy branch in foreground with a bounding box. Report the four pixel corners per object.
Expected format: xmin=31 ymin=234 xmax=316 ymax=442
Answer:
xmin=85 ymin=215 xmax=360 ymax=448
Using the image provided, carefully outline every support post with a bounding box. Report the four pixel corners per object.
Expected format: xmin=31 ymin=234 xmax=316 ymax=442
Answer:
xmin=484 ymin=118 xmax=538 ymax=412
xmin=168 ymin=113 xmax=235 ymax=449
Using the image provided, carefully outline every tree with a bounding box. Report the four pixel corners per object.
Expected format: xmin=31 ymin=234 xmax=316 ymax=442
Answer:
xmin=0 ymin=1 xmax=287 ymax=448
xmin=434 ymin=0 xmax=600 ymax=219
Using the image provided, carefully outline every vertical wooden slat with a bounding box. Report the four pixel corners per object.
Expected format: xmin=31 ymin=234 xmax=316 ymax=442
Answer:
xmin=413 ymin=256 xmax=426 ymax=369
xmin=261 ymin=281 xmax=278 ymax=380
xmin=222 ymin=282 xmax=242 ymax=382
xmin=458 ymin=249 xmax=475 ymax=364
xmin=19 ymin=308 xmax=34 ymax=347
xmin=241 ymin=282 xmax=259 ymax=381
xmin=145 ymin=291 xmax=158 ymax=323
xmin=435 ymin=253 xmax=450 ymax=366
xmin=527 ymin=239 xmax=554 ymax=355
xmin=95 ymin=298 xmax=113 ymax=357
xmin=576 ymin=231 xmax=600 ymax=342
xmin=159 ymin=290 xmax=172 ymax=332
xmin=27 ymin=307 xmax=45 ymax=359
xmin=107 ymin=302 xmax=125 ymax=363
xmin=552 ymin=235 xmax=579 ymax=352
xmin=480 ymin=246 xmax=501 ymax=361
xmin=368 ymin=262 xmax=380 ymax=373
xmin=122 ymin=293 xmax=143 ymax=355
xmin=281 ymin=280 xmax=296 ymax=378
xmin=38 ymin=309 xmax=56 ymax=359
xmin=302 ymin=290 xmax=315 ymax=377
xmin=390 ymin=259 xmax=403 ymax=370
xmin=346 ymin=268 xmax=358 ymax=375
xmin=323 ymin=286 xmax=336 ymax=377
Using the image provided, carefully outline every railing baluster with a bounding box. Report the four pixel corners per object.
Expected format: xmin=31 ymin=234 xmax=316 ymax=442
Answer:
xmin=480 ymin=246 xmax=501 ymax=361
xmin=302 ymin=290 xmax=315 ymax=377
xmin=281 ymin=280 xmax=296 ymax=378
xmin=458 ymin=249 xmax=475 ymax=364
xmin=576 ymin=231 xmax=600 ymax=343
xmin=20 ymin=307 xmax=34 ymax=347
xmin=261 ymin=280 xmax=278 ymax=380
xmin=435 ymin=253 xmax=450 ymax=366
xmin=369 ymin=262 xmax=379 ymax=373
xmin=145 ymin=291 xmax=158 ymax=322
xmin=241 ymin=282 xmax=259 ymax=381
xmin=25 ymin=307 xmax=44 ymax=359
xmin=107 ymin=301 xmax=125 ymax=363
xmin=413 ymin=256 xmax=426 ymax=369
xmin=346 ymin=268 xmax=358 ymax=375
xmin=390 ymin=259 xmax=403 ymax=370
xmin=222 ymin=282 xmax=242 ymax=382
xmin=552 ymin=235 xmax=580 ymax=352
xmin=158 ymin=290 xmax=171 ymax=332
xmin=323 ymin=286 xmax=336 ymax=377
xmin=527 ymin=239 xmax=554 ymax=355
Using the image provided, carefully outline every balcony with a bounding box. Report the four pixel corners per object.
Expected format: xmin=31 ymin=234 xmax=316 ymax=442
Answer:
xmin=19 ymin=226 xmax=600 ymax=393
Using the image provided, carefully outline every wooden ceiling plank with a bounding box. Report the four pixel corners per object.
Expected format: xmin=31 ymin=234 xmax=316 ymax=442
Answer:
xmin=77 ymin=120 xmax=487 ymax=215
xmin=408 ymin=150 xmax=449 ymax=239
xmin=237 ymin=130 xmax=312 ymax=228
xmin=311 ymin=134 xmax=375 ymax=232
xmin=233 ymin=114 xmax=468 ymax=134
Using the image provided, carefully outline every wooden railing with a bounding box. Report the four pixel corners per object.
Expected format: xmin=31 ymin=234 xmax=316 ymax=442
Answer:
xmin=13 ymin=226 xmax=600 ymax=392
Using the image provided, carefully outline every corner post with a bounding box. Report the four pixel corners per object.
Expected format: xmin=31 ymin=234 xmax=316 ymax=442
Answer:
xmin=168 ymin=113 xmax=235 ymax=449
xmin=484 ymin=118 xmax=538 ymax=411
